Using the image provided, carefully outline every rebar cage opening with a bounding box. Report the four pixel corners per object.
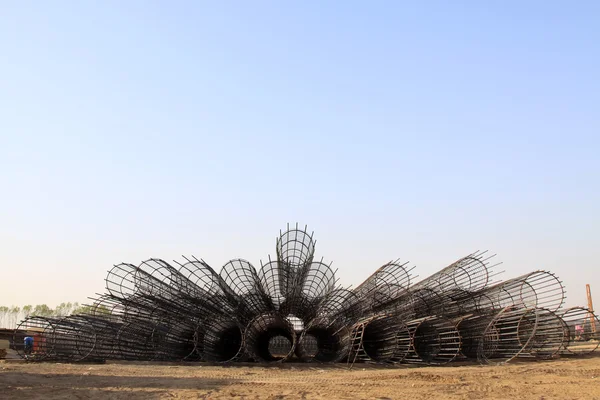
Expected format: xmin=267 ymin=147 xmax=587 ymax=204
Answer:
xmin=296 ymin=322 xmax=351 ymax=363
xmin=244 ymin=313 xmax=297 ymax=362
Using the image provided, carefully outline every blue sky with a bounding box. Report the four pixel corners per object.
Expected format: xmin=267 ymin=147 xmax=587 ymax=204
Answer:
xmin=1 ymin=1 xmax=598 ymax=308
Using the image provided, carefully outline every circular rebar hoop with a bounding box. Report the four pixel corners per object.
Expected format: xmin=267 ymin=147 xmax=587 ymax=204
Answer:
xmin=106 ymin=263 xmax=139 ymax=299
xmin=473 ymin=292 xmax=496 ymax=314
xmin=79 ymin=314 xmax=122 ymax=360
xmin=560 ymin=307 xmax=600 ymax=355
xmin=14 ymin=316 xmax=56 ymax=361
xmin=292 ymin=261 xmax=336 ymax=319
xmin=258 ymin=259 xmax=286 ymax=310
xmin=301 ymin=261 xmax=336 ymax=300
xmin=276 ymin=223 xmax=316 ymax=270
xmin=522 ymin=308 xmax=565 ymax=360
xmin=108 ymin=262 xmax=209 ymax=321
xmin=134 ymin=260 xmax=214 ymax=317
xmin=150 ymin=318 xmax=197 ymax=361
xmin=138 ymin=258 xmax=218 ymax=306
xmin=353 ymin=260 xmax=413 ymax=313
xmin=177 ymin=259 xmax=221 ymax=294
xmin=404 ymin=316 xmax=461 ymax=365
xmin=259 ymin=257 xmax=336 ymax=322
xmin=138 ymin=259 xmax=187 ymax=298
xmin=403 ymin=288 xmax=445 ymax=319
xmin=195 ymin=317 xmax=245 ymax=362
xmin=296 ymin=321 xmax=351 ymax=363
xmin=88 ymin=294 xmax=124 ymax=318
xmin=120 ymin=295 xmax=162 ymax=322
xmin=295 ymin=333 xmax=319 ymax=360
xmin=280 ymin=266 xmax=337 ymax=322
xmin=116 ymin=320 xmax=156 ymax=361
xmin=50 ymin=315 xmax=99 ymax=362
xmin=447 ymin=255 xmax=490 ymax=292
xmin=482 ymin=271 xmax=565 ymax=313
xmin=477 ymin=306 xmax=539 ymax=364
xmin=442 ymin=289 xmax=480 ymax=316
xmin=244 ymin=313 xmax=297 ymax=362
xmin=77 ymin=295 xmax=132 ymax=361
xmin=412 ymin=251 xmax=492 ymax=294
xmin=313 ymin=288 xmax=362 ymax=326
xmin=177 ymin=258 xmax=238 ymax=313
xmin=348 ymin=314 xmax=410 ymax=365
xmin=455 ymin=314 xmax=493 ymax=359
xmin=221 ymin=259 xmax=273 ymax=321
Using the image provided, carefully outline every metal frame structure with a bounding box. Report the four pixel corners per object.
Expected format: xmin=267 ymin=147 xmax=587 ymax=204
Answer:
xmin=12 ymin=224 xmax=598 ymax=368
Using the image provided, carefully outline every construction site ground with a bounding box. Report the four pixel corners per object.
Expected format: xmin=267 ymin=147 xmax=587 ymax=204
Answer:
xmin=1 ymin=354 xmax=600 ymax=400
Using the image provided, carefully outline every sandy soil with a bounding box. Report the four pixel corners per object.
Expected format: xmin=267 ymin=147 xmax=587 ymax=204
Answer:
xmin=1 ymin=356 xmax=600 ymax=400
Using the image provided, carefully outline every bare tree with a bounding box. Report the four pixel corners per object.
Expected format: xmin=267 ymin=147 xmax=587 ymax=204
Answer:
xmin=22 ymin=305 xmax=33 ymax=318
xmin=0 ymin=303 xmax=85 ymax=328
xmin=55 ymin=302 xmax=67 ymax=317
xmin=9 ymin=306 xmax=21 ymax=329
xmin=0 ymin=306 xmax=8 ymax=328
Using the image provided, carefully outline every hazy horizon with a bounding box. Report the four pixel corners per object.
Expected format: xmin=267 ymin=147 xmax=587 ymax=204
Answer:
xmin=1 ymin=2 xmax=598 ymax=310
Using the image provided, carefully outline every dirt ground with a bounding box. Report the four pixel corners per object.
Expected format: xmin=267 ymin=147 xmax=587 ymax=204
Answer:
xmin=1 ymin=356 xmax=600 ymax=400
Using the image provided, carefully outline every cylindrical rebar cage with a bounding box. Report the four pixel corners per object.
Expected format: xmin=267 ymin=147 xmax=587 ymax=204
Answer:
xmin=560 ymin=307 xmax=600 ymax=355
xmin=404 ymin=316 xmax=461 ymax=365
xmin=296 ymin=320 xmax=351 ymax=363
xmin=244 ymin=313 xmax=297 ymax=362
xmin=348 ymin=314 xmax=411 ymax=365
xmin=195 ymin=317 xmax=245 ymax=362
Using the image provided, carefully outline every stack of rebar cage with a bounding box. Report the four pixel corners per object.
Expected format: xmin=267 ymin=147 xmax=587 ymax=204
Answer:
xmin=14 ymin=224 xmax=600 ymax=367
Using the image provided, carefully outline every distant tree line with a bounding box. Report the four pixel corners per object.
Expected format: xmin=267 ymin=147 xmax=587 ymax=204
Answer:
xmin=0 ymin=302 xmax=106 ymax=329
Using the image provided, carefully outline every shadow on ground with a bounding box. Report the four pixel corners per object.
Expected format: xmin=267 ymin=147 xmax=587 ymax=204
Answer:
xmin=0 ymin=371 xmax=229 ymax=400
